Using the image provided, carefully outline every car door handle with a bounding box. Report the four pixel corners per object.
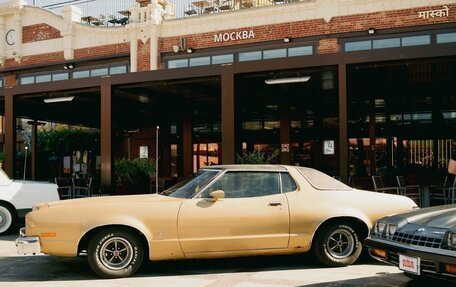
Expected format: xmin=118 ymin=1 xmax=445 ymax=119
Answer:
xmin=268 ymin=202 xmax=282 ymax=206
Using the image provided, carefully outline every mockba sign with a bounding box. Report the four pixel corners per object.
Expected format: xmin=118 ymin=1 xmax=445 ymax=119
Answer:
xmin=214 ymin=30 xmax=255 ymax=43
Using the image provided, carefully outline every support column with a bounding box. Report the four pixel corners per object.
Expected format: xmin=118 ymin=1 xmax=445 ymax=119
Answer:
xmin=369 ymin=98 xmax=376 ymax=175
xmin=13 ymin=12 xmax=23 ymax=63
xmin=221 ymin=67 xmax=235 ymax=164
xmin=280 ymin=90 xmax=291 ymax=165
xmin=0 ymin=18 xmax=6 ymax=63
xmin=129 ymin=27 xmax=138 ymax=72
xmin=150 ymin=25 xmax=159 ymax=71
xmin=4 ymin=89 xmax=16 ymax=178
xmin=30 ymin=124 xmax=37 ymax=180
xmin=182 ymin=107 xmax=192 ymax=177
xmin=100 ymin=77 xmax=112 ymax=191
xmin=338 ymin=64 xmax=348 ymax=183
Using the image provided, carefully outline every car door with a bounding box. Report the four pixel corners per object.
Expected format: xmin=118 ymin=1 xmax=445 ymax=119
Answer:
xmin=177 ymin=171 xmax=290 ymax=255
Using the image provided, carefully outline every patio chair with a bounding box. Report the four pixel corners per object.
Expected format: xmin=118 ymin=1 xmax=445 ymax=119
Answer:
xmin=371 ymin=175 xmax=400 ymax=194
xmin=73 ymin=177 xmax=92 ymax=198
xmin=396 ymin=176 xmax=421 ymax=206
xmin=54 ymin=177 xmax=72 ymax=200
xmin=430 ymin=175 xmax=455 ymax=205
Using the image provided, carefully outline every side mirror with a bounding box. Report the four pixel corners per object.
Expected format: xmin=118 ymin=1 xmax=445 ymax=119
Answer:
xmin=209 ymin=190 xmax=225 ymax=201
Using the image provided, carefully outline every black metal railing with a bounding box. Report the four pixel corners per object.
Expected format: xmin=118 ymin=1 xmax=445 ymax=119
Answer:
xmin=176 ymin=0 xmax=305 ymax=19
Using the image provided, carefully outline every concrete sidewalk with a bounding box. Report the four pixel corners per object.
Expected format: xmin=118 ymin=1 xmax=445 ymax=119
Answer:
xmin=0 ymin=233 xmax=435 ymax=287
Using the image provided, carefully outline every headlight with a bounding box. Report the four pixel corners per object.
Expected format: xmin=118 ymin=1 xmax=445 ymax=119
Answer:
xmin=387 ymin=224 xmax=397 ymax=236
xmin=448 ymin=232 xmax=456 ymax=248
xmin=375 ymin=221 xmax=387 ymax=234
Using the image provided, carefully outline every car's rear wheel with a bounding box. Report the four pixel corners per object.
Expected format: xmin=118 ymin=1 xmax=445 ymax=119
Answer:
xmin=313 ymin=223 xmax=362 ymax=266
xmin=87 ymin=228 xmax=144 ymax=278
xmin=0 ymin=204 xmax=15 ymax=235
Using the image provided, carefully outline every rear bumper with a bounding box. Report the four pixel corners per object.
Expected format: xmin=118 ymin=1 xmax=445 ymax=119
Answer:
xmin=15 ymin=227 xmax=41 ymax=255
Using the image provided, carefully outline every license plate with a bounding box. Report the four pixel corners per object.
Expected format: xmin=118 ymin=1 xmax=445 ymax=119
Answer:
xmin=399 ymin=254 xmax=420 ymax=275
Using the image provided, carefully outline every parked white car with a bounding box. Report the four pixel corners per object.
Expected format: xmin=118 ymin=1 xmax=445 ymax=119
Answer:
xmin=0 ymin=169 xmax=59 ymax=235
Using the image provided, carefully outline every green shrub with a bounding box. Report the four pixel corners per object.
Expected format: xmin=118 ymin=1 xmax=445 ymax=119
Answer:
xmin=236 ymin=150 xmax=279 ymax=164
xmin=114 ymin=158 xmax=155 ymax=185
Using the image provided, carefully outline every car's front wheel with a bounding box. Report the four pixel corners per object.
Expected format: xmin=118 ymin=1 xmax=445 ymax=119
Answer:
xmin=87 ymin=228 xmax=144 ymax=278
xmin=0 ymin=204 xmax=15 ymax=235
xmin=313 ymin=223 xmax=362 ymax=266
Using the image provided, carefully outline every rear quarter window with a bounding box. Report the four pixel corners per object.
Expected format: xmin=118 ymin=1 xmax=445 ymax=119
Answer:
xmin=296 ymin=167 xmax=352 ymax=190
xmin=281 ymin=173 xmax=297 ymax=193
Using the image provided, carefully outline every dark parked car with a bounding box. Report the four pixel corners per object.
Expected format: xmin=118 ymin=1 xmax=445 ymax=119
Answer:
xmin=365 ymin=205 xmax=456 ymax=282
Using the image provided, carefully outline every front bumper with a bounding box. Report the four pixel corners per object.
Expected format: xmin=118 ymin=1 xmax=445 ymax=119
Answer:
xmin=365 ymin=236 xmax=456 ymax=281
xmin=15 ymin=227 xmax=41 ymax=255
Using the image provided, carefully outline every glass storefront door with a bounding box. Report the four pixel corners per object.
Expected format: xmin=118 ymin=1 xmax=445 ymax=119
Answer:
xmin=348 ymin=58 xmax=456 ymax=180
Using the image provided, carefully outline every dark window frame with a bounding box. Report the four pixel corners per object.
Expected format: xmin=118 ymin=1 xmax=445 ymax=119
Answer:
xmin=17 ymin=62 xmax=129 ymax=85
xmin=341 ymin=28 xmax=456 ymax=52
xmin=164 ymin=41 xmax=316 ymax=69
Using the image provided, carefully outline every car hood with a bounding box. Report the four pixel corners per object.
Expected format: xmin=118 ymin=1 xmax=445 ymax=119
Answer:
xmin=392 ymin=204 xmax=456 ymax=230
xmin=44 ymin=194 xmax=182 ymax=209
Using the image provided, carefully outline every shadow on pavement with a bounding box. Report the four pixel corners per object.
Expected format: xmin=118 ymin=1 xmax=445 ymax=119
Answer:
xmin=295 ymin=275 xmax=454 ymax=287
xmin=0 ymin=247 xmax=451 ymax=286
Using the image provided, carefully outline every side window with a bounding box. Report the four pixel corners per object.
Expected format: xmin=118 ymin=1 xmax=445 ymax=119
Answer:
xmin=202 ymin=171 xmax=280 ymax=198
xmin=281 ymin=173 xmax=297 ymax=193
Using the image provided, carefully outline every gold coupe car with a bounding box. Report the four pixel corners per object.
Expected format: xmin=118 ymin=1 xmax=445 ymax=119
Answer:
xmin=16 ymin=165 xmax=417 ymax=278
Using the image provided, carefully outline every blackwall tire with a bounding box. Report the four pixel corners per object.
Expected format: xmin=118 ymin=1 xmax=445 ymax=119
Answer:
xmin=87 ymin=228 xmax=144 ymax=278
xmin=313 ymin=223 xmax=362 ymax=267
xmin=0 ymin=204 xmax=15 ymax=235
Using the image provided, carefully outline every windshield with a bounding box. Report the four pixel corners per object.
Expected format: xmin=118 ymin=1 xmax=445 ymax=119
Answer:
xmin=164 ymin=169 xmax=221 ymax=199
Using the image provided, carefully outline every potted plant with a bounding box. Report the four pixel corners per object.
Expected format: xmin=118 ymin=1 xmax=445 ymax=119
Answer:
xmin=113 ymin=158 xmax=155 ymax=195
xmin=236 ymin=150 xmax=279 ymax=164
xmin=0 ymin=152 xmax=4 ymax=169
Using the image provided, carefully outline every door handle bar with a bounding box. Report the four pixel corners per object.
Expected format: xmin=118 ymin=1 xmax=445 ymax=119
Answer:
xmin=268 ymin=202 xmax=282 ymax=206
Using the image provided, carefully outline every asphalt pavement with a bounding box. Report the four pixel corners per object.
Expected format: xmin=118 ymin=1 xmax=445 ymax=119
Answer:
xmin=0 ymin=233 xmax=451 ymax=287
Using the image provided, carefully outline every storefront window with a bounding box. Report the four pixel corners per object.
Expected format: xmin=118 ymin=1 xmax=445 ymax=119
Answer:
xmin=170 ymin=144 xmax=178 ymax=178
xmin=239 ymin=51 xmax=262 ymax=62
xmin=401 ymin=35 xmax=430 ymax=46
xmin=168 ymin=59 xmax=188 ymax=69
xmin=35 ymin=74 xmax=52 ymax=83
xmin=212 ymin=54 xmax=233 ymax=64
xmin=437 ymin=32 xmax=456 ymax=44
xmin=20 ymin=76 xmax=34 ymax=85
xmin=52 ymin=72 xmax=70 ymax=81
xmin=193 ymin=143 xmax=220 ymax=173
xmin=110 ymin=65 xmax=127 ymax=74
xmin=243 ymin=121 xmax=262 ymax=131
xmin=73 ymin=70 xmax=90 ymax=79
xmin=18 ymin=63 xmax=128 ymax=84
xmin=373 ymin=38 xmax=400 ymax=49
xmin=91 ymin=68 xmax=109 ymax=77
xmin=345 ymin=40 xmax=372 ymax=51
xmin=348 ymin=59 xmax=456 ymax=178
xmin=190 ymin=56 xmax=211 ymax=67
xmin=263 ymin=48 xmax=286 ymax=59
xmin=288 ymin=46 xmax=313 ymax=57
xmin=166 ymin=45 xmax=313 ymax=68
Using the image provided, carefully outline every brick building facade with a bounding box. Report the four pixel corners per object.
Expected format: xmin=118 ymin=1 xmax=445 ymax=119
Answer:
xmin=0 ymin=0 xmax=455 ymax=191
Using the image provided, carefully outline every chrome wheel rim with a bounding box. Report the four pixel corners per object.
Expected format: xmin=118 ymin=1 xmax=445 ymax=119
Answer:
xmin=326 ymin=228 xmax=355 ymax=259
xmin=99 ymin=237 xmax=134 ymax=270
xmin=0 ymin=206 xmax=12 ymax=234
